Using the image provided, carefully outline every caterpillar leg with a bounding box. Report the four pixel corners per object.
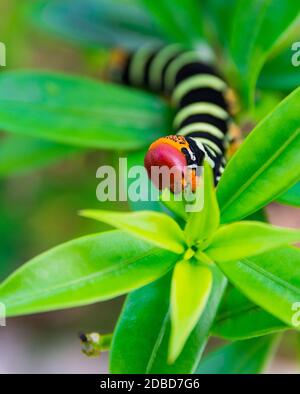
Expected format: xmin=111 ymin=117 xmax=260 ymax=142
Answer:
xmin=225 ymin=123 xmax=243 ymax=159
xmin=106 ymin=48 xmax=130 ymax=82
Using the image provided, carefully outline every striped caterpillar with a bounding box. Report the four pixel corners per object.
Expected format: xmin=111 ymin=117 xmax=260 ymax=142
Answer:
xmin=108 ymin=44 xmax=240 ymax=192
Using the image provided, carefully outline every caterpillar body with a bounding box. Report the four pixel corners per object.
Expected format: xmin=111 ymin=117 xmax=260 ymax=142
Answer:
xmin=109 ymin=44 xmax=240 ymax=191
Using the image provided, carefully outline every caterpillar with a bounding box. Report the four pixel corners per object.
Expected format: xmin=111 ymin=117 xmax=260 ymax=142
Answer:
xmin=108 ymin=44 xmax=240 ymax=192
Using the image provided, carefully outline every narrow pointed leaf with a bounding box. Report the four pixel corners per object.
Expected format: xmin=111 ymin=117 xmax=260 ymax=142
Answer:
xmin=212 ymin=285 xmax=287 ymax=340
xmin=0 ymin=135 xmax=79 ymax=177
xmin=276 ymin=182 xmax=300 ymax=207
xmin=216 ymin=246 xmax=300 ymax=327
xmin=217 ymin=88 xmax=300 ymax=223
xmin=202 ymin=0 xmax=237 ymax=48
xmin=196 ymin=335 xmax=278 ymax=374
xmin=0 ymin=71 xmax=171 ymax=150
xmin=229 ymin=0 xmax=300 ymax=104
xmin=80 ymin=210 xmax=185 ymax=254
xmin=110 ymin=273 xmax=171 ymax=374
xmin=185 ymin=161 xmax=219 ymax=246
xmin=268 ymin=17 xmax=300 ymax=59
xmin=0 ymin=230 xmax=178 ymax=317
xmin=110 ymin=266 xmax=226 ymax=373
xmin=169 ymin=260 xmax=213 ymax=363
xmin=206 ymin=221 xmax=300 ymax=263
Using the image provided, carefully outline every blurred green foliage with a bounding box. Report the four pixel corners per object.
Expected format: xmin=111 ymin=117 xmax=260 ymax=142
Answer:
xmin=0 ymin=0 xmax=299 ymax=374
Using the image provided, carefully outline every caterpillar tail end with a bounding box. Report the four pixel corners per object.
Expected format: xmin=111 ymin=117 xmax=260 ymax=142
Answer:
xmin=105 ymin=48 xmax=129 ymax=82
xmin=144 ymin=136 xmax=197 ymax=193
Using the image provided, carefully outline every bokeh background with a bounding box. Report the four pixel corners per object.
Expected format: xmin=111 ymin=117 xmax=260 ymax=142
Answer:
xmin=0 ymin=0 xmax=299 ymax=373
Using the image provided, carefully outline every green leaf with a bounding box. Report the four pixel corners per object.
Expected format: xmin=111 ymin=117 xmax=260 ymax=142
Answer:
xmin=184 ymin=161 xmax=219 ymax=246
xmin=196 ymin=335 xmax=278 ymax=374
xmin=110 ymin=273 xmax=172 ymax=374
xmin=229 ymin=0 xmax=300 ymax=104
xmin=212 ymin=285 xmax=287 ymax=340
xmin=141 ymin=0 xmax=203 ymax=46
xmin=80 ymin=210 xmax=185 ymax=254
xmin=216 ymin=246 xmax=300 ymax=327
xmin=259 ymin=50 xmax=300 ymax=92
xmin=217 ymin=88 xmax=300 ymax=223
xmin=160 ymin=189 xmax=188 ymax=221
xmin=205 ymin=221 xmax=300 ymax=263
xmin=202 ymin=0 xmax=237 ymax=48
xmin=169 ymin=260 xmax=213 ymax=363
xmin=0 ymin=135 xmax=79 ymax=177
xmin=0 ymin=71 xmax=171 ymax=150
xmin=211 ymin=215 xmax=287 ymax=341
xmin=30 ymin=0 xmax=166 ymax=50
xmin=260 ymin=16 xmax=300 ymax=96
xmin=268 ymin=17 xmax=300 ymax=58
xmin=110 ymin=266 xmax=226 ymax=373
xmin=0 ymin=230 xmax=178 ymax=317
xmin=251 ymin=92 xmax=283 ymax=123
xmin=276 ymin=182 xmax=300 ymax=207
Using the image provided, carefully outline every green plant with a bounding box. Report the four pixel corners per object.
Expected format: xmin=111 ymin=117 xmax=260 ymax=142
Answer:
xmin=0 ymin=0 xmax=299 ymax=374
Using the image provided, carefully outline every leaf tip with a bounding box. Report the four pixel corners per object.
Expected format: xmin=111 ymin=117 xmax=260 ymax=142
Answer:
xmin=167 ymin=333 xmax=181 ymax=365
xmin=78 ymin=209 xmax=92 ymax=218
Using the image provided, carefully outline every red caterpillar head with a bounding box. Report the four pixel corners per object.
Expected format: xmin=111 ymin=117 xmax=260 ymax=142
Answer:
xmin=144 ymin=135 xmax=197 ymax=193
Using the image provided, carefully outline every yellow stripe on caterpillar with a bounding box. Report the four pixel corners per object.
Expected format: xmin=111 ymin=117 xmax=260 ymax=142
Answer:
xmin=177 ymin=122 xmax=224 ymax=139
xmin=129 ymin=46 xmax=154 ymax=86
xmin=173 ymin=102 xmax=229 ymax=128
xmin=192 ymin=137 xmax=223 ymax=155
xmin=165 ymin=51 xmax=202 ymax=90
xmin=172 ymin=74 xmax=227 ymax=105
xmin=149 ymin=44 xmax=182 ymax=90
